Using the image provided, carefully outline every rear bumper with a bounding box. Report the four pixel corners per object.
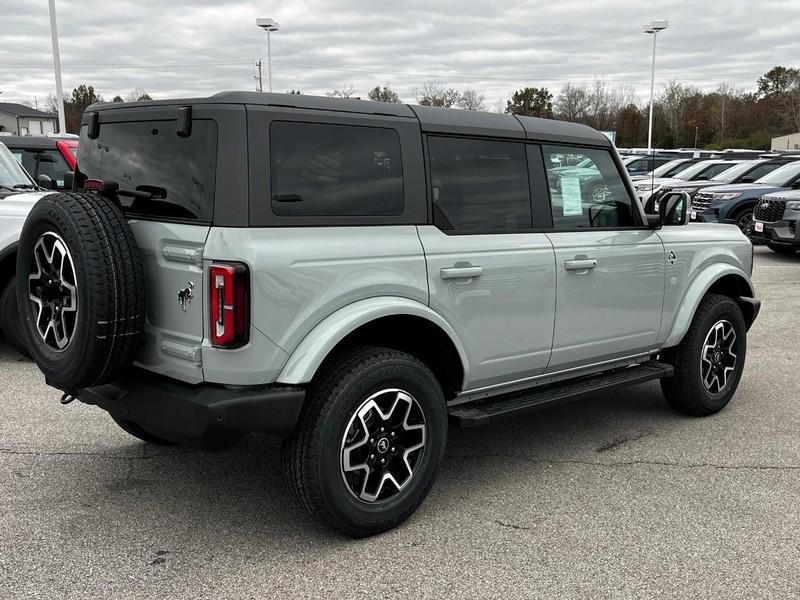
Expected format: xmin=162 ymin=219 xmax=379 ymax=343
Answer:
xmin=79 ymin=371 xmax=305 ymax=443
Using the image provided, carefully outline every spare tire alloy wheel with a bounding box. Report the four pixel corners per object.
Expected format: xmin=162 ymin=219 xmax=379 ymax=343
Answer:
xmin=341 ymin=388 xmax=427 ymax=503
xmin=28 ymin=232 xmax=78 ymax=352
xmin=17 ymin=192 xmax=145 ymax=392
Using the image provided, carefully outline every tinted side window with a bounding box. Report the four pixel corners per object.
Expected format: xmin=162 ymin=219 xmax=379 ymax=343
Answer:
xmin=270 ymin=122 xmax=403 ymax=217
xmin=428 ymin=136 xmax=531 ymax=233
xmin=78 ymin=120 xmax=217 ymax=221
xmin=543 ymin=145 xmax=639 ymax=229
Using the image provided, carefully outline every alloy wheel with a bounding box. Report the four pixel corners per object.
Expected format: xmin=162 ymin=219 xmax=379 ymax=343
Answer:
xmin=27 ymin=232 xmax=78 ymax=352
xmin=700 ymin=319 xmax=737 ymax=394
xmin=340 ymin=388 xmax=427 ymax=503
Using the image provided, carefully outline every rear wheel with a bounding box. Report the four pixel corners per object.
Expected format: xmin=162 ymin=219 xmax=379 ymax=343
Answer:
xmin=0 ymin=280 xmax=31 ymax=358
xmin=282 ymin=347 xmax=447 ymax=537
xmin=660 ymin=294 xmax=747 ymax=416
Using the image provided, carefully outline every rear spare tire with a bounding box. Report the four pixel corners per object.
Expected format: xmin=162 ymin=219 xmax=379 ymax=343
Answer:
xmin=16 ymin=192 xmax=145 ymax=391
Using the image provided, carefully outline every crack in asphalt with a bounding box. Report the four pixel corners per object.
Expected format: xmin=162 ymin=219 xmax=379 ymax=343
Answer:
xmin=2 ymin=447 xmax=798 ymax=473
xmin=447 ymin=453 xmax=800 ymax=472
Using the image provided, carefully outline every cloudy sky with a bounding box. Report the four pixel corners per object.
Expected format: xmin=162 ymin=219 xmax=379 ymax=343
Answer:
xmin=2 ymin=0 xmax=799 ymax=110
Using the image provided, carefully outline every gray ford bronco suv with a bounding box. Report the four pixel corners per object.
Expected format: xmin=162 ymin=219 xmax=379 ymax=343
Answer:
xmin=16 ymin=92 xmax=760 ymax=537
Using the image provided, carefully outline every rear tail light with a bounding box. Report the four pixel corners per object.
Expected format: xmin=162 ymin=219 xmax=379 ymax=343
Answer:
xmin=209 ymin=262 xmax=249 ymax=348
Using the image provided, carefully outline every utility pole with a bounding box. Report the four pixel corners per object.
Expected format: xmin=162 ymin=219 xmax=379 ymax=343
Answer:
xmin=48 ymin=0 xmax=66 ymax=134
xmin=255 ymin=60 xmax=263 ymax=92
xmin=694 ymin=125 xmax=699 ymax=148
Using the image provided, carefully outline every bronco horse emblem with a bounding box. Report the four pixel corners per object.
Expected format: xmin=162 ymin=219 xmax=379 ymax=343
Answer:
xmin=178 ymin=282 xmax=194 ymax=312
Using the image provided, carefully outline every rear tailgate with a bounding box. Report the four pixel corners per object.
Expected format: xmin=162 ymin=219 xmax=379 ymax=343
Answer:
xmin=130 ymin=221 xmax=209 ymax=383
xmin=77 ymin=104 xmax=247 ymax=383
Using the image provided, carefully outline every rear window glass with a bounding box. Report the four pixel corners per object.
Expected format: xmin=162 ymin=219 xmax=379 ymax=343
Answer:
xmin=269 ymin=121 xmax=403 ymax=217
xmin=78 ymin=120 xmax=217 ymax=221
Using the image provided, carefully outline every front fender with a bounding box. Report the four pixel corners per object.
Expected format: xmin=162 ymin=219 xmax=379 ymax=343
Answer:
xmin=276 ymin=296 xmax=469 ymax=386
xmin=663 ymin=263 xmax=755 ymax=348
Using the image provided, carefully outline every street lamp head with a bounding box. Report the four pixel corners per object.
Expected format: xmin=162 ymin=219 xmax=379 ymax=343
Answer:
xmin=256 ymin=17 xmax=280 ymax=32
xmin=643 ymin=19 xmax=669 ymax=34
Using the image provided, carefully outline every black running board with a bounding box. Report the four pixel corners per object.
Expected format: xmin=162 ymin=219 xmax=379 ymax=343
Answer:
xmin=448 ymin=360 xmax=673 ymax=428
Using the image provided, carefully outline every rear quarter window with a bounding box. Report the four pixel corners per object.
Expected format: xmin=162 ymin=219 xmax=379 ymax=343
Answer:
xmin=78 ymin=120 xmax=217 ymax=221
xmin=269 ymin=121 xmax=404 ymax=217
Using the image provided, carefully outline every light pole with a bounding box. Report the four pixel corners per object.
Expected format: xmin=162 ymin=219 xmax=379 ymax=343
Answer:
xmin=48 ymin=0 xmax=66 ymax=133
xmin=256 ymin=18 xmax=280 ymax=93
xmin=643 ymin=20 xmax=668 ymax=151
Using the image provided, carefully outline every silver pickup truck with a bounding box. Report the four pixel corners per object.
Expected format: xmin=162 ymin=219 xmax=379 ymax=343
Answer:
xmin=11 ymin=93 xmax=759 ymax=537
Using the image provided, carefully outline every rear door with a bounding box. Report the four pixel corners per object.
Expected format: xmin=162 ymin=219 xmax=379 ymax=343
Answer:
xmin=77 ymin=105 xmax=245 ymax=383
xmin=419 ymin=136 xmax=555 ymax=392
xmin=541 ymin=145 xmax=665 ymax=371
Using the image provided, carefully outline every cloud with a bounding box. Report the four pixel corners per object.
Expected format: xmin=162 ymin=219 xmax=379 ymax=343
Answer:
xmin=1 ymin=0 xmax=798 ymax=107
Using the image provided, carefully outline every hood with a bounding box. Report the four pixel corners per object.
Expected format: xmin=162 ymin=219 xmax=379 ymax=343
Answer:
xmin=0 ymin=191 xmax=52 ymax=218
xmin=694 ymin=183 xmax=785 ymax=195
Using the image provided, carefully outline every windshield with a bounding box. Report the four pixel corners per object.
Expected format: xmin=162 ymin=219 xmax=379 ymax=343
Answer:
xmin=674 ymin=161 xmax=717 ymax=180
xmin=651 ymin=159 xmax=689 ymax=177
xmin=0 ymin=143 xmax=35 ymax=189
xmin=755 ymin=161 xmax=800 ymax=186
xmin=710 ymin=161 xmax=758 ymax=183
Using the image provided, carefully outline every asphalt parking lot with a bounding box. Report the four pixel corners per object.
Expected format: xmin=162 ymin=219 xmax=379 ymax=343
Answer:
xmin=1 ymin=246 xmax=799 ymax=599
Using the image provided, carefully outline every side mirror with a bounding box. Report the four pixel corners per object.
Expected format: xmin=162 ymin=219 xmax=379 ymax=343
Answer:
xmin=792 ymin=180 xmax=800 ymax=189
xmin=63 ymin=171 xmax=75 ymax=191
xmin=37 ymin=174 xmax=54 ymax=190
xmin=646 ymin=213 xmax=662 ymax=229
xmin=740 ymin=176 xmax=754 ymax=184
xmin=660 ymin=191 xmax=690 ymax=226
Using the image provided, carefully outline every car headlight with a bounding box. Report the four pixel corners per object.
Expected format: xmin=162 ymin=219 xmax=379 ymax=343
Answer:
xmin=681 ymin=187 xmax=697 ymax=194
xmin=785 ymin=200 xmax=800 ymax=210
xmin=635 ymin=183 xmax=660 ymax=192
xmin=710 ymin=192 xmax=743 ymax=200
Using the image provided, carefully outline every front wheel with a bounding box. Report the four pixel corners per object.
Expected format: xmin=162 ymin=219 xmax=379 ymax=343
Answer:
xmin=660 ymin=294 xmax=747 ymax=416
xmin=734 ymin=208 xmax=754 ymax=237
xmin=282 ymin=347 xmax=447 ymax=537
xmin=0 ymin=281 xmax=31 ymax=359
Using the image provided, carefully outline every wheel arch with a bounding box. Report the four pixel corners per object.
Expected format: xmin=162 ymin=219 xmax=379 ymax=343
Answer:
xmin=663 ymin=266 xmax=757 ymax=348
xmin=276 ymin=297 xmax=468 ymax=399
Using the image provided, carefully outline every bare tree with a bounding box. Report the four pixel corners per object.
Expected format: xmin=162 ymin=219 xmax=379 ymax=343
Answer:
xmin=555 ymin=82 xmax=590 ymax=122
xmin=415 ymin=81 xmax=461 ymax=108
xmin=659 ymin=80 xmax=696 ymax=146
xmin=458 ymin=89 xmax=486 ymax=111
xmin=328 ymin=85 xmax=358 ymax=99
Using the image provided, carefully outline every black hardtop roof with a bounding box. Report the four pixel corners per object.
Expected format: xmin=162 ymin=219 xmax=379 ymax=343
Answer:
xmin=87 ymin=91 xmax=610 ymax=146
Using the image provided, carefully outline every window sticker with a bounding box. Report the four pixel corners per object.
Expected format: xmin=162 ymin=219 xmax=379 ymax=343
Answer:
xmin=560 ymin=176 xmax=583 ymax=216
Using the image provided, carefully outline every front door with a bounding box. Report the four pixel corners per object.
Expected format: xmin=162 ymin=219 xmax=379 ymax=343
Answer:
xmin=419 ymin=136 xmax=556 ymax=392
xmin=541 ymin=144 xmax=666 ymax=372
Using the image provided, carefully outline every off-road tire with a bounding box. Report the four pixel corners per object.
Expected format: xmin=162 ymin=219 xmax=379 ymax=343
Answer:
xmin=660 ymin=294 xmax=747 ymax=416
xmin=282 ymin=346 xmax=447 ymax=537
xmin=16 ymin=193 xmax=145 ymax=391
xmin=0 ymin=280 xmax=31 ymax=358
xmin=111 ymin=416 xmax=174 ymax=446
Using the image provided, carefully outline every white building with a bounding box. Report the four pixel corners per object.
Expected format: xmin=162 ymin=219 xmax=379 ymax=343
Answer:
xmin=0 ymin=103 xmax=59 ymax=136
xmin=771 ymin=132 xmax=800 ymax=151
